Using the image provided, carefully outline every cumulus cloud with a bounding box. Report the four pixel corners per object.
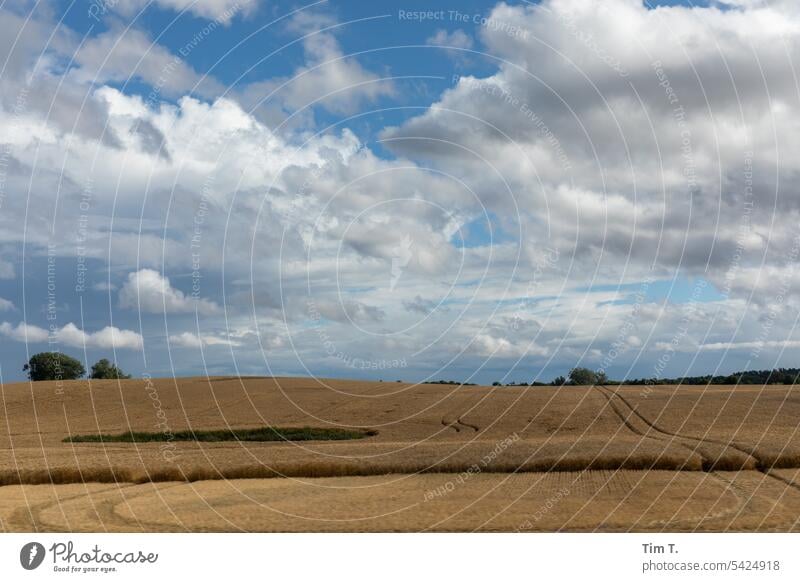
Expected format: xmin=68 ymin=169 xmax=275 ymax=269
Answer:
xmin=0 ymin=298 xmax=14 ymax=311
xmin=242 ymin=11 xmax=394 ymax=116
xmin=119 ymin=269 xmax=221 ymax=315
xmin=72 ymin=27 xmax=223 ymax=100
xmin=383 ymin=0 xmax=800 ymax=279
xmin=0 ymin=322 xmax=144 ymax=349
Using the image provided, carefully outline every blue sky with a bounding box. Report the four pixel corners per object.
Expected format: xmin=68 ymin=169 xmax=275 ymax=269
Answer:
xmin=1 ymin=0 xmax=799 ymax=384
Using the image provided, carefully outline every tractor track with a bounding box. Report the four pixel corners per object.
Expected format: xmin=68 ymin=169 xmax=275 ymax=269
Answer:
xmin=441 ymin=418 xmax=461 ymax=433
xmin=595 ymin=385 xmax=800 ymax=493
xmin=593 ymin=386 xmax=757 ymax=528
xmin=7 ymin=483 xmax=135 ymax=532
xmin=457 ymin=417 xmax=480 ymax=432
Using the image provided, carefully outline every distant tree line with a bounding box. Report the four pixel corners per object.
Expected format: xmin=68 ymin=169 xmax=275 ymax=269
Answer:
xmin=487 ymin=367 xmax=800 ymax=387
xmin=487 ymin=368 xmax=608 ymax=387
xmin=423 ymin=379 xmax=477 ymax=386
xmin=23 ymin=352 xmax=131 ymax=381
xmin=622 ymin=368 xmax=800 ymax=386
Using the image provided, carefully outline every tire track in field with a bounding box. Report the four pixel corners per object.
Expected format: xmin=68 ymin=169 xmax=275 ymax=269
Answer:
xmin=441 ymin=418 xmax=460 ymax=433
xmin=7 ymin=484 xmax=136 ymax=532
xmin=594 ymin=385 xmax=708 ymax=468
xmin=27 ymin=482 xmax=189 ymax=532
xmin=440 ymin=415 xmax=479 ymax=433
xmin=440 ymin=393 xmax=482 ymax=434
xmin=593 ymin=386 xmax=753 ymax=527
xmin=595 ymin=386 xmax=800 ymax=496
xmin=595 ymin=385 xmax=758 ymax=470
xmin=457 ymin=417 xmax=480 ymax=432
xmin=646 ymin=472 xmax=752 ymax=529
xmin=94 ymin=482 xmax=191 ymax=532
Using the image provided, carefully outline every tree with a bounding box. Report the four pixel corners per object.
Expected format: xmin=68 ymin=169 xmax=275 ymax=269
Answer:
xmin=568 ymin=367 xmax=600 ymax=385
xmin=24 ymin=352 xmax=85 ymax=381
xmin=551 ymin=376 xmax=566 ymax=386
xmin=90 ymin=358 xmax=132 ymax=380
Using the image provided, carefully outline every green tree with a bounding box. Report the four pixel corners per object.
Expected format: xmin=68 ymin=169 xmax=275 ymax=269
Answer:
xmin=90 ymin=358 xmax=132 ymax=380
xmin=24 ymin=352 xmax=85 ymax=381
xmin=568 ymin=367 xmax=599 ymax=385
xmin=551 ymin=375 xmax=566 ymax=386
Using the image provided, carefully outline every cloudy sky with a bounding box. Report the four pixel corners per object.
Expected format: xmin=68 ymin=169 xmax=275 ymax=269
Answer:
xmin=1 ymin=0 xmax=799 ymax=383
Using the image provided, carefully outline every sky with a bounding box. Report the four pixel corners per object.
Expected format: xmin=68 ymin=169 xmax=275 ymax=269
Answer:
xmin=1 ymin=0 xmax=799 ymax=384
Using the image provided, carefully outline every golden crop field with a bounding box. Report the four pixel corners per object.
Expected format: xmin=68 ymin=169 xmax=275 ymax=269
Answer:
xmin=1 ymin=376 xmax=799 ymax=532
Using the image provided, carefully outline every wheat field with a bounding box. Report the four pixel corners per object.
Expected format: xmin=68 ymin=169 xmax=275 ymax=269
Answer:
xmin=1 ymin=376 xmax=799 ymax=531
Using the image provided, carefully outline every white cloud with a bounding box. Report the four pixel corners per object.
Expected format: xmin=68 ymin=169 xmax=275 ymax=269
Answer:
xmin=311 ymin=299 xmax=386 ymax=324
xmin=72 ymin=27 xmax=223 ymax=100
xmin=111 ymin=0 xmax=254 ymax=23
xmin=0 ymin=322 xmax=143 ymax=349
xmin=426 ymin=28 xmax=474 ymax=50
xmin=701 ymin=340 xmax=800 ymax=351
xmin=261 ymin=12 xmax=395 ymax=115
xmin=169 ymin=331 xmax=238 ymax=347
xmin=383 ymin=0 xmax=800 ymax=279
xmin=470 ymin=333 xmax=549 ymax=359
xmin=0 ymin=322 xmax=49 ymax=343
xmin=119 ymin=269 xmax=221 ymax=315
xmin=0 ymin=298 xmax=14 ymax=311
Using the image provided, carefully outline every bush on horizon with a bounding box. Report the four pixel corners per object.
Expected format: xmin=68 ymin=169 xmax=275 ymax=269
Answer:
xmin=568 ymin=367 xmax=607 ymax=386
xmin=23 ymin=352 xmax=85 ymax=381
xmin=90 ymin=358 xmax=132 ymax=380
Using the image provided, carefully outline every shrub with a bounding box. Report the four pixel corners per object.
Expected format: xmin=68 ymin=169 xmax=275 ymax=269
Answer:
xmin=23 ymin=352 xmax=85 ymax=381
xmin=568 ymin=367 xmax=606 ymax=385
xmin=64 ymin=426 xmax=376 ymax=443
xmin=90 ymin=358 xmax=132 ymax=380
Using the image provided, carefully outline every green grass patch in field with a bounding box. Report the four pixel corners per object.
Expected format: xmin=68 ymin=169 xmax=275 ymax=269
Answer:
xmin=64 ymin=426 xmax=377 ymax=443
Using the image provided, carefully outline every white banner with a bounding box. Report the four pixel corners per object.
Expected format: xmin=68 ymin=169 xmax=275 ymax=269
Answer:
xmin=0 ymin=533 xmax=796 ymax=581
